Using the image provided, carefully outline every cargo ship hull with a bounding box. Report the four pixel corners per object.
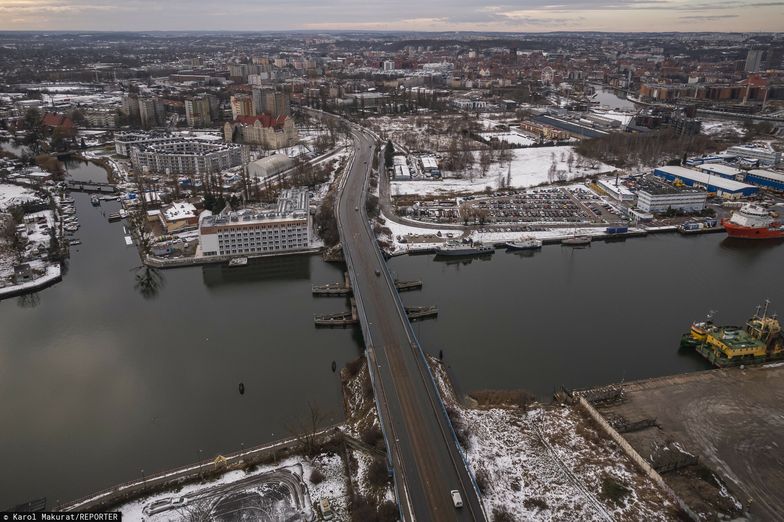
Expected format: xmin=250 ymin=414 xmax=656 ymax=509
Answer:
xmin=722 ymin=220 xmax=784 ymax=239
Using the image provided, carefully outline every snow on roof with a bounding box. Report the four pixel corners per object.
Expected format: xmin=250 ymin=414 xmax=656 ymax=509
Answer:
xmin=654 ymin=166 xmax=755 ymax=192
xmin=696 ymin=163 xmax=743 ymax=177
xmin=748 ymin=169 xmax=784 ymax=183
xmin=164 ymin=202 xmax=197 ymax=221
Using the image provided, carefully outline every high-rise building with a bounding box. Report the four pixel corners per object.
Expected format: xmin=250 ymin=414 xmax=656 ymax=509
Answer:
xmin=185 ymin=94 xmax=217 ymax=127
xmin=745 ymin=49 xmax=764 ymax=73
xmin=121 ymin=94 xmax=141 ymax=124
xmin=230 ymin=94 xmax=253 ymax=120
xmin=251 ymin=88 xmax=290 ymax=117
xmin=138 ymin=97 xmax=165 ymax=129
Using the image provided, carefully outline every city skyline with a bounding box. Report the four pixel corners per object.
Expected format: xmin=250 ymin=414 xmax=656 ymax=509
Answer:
xmin=1 ymin=0 xmax=784 ymax=33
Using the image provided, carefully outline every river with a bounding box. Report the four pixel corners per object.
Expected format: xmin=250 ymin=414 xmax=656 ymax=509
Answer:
xmin=590 ymin=84 xmax=637 ymax=110
xmin=1 ymin=161 xmax=783 ymax=508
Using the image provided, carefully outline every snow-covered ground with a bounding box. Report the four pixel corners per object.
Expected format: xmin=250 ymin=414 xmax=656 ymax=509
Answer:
xmin=590 ymin=109 xmax=635 ymax=126
xmin=0 ymin=183 xmax=40 ymax=210
xmin=702 ymin=120 xmax=745 ymax=137
xmin=390 ymin=146 xmax=613 ymax=197
xmin=116 ymin=455 xmax=349 ymax=521
xmin=429 ymin=361 xmax=678 ymax=521
xmin=478 ymin=130 xmax=536 ymax=147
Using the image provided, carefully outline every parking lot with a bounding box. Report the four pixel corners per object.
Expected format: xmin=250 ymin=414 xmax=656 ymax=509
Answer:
xmin=467 ymin=186 xmax=625 ymax=225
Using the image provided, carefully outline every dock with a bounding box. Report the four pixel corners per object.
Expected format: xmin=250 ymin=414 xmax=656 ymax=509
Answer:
xmin=312 ymin=273 xmax=422 ymax=296
xmin=315 ymin=300 xmax=437 ymax=327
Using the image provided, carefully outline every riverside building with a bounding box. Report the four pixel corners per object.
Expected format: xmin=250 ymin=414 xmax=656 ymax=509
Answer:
xmin=198 ymin=189 xmax=311 ymax=257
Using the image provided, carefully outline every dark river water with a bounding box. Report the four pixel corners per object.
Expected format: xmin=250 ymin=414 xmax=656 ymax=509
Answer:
xmin=590 ymin=83 xmax=637 ymax=110
xmin=1 ymin=161 xmax=783 ymax=508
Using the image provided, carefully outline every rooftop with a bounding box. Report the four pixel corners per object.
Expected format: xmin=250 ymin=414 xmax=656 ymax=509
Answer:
xmin=654 ymin=165 xmax=756 ymax=193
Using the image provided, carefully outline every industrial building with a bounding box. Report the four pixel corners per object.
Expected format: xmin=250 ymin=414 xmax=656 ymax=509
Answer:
xmin=695 ymin=163 xmax=744 ymax=181
xmin=745 ymin=169 xmax=784 ymax=192
xmin=198 ymin=189 xmax=311 ymax=257
xmin=726 ymin=145 xmax=781 ymax=166
xmin=652 ymin=166 xmax=758 ymax=199
xmin=635 ymin=177 xmax=707 ymax=213
xmin=247 ymin=154 xmax=294 ymax=179
xmin=598 ymin=178 xmax=635 ymax=202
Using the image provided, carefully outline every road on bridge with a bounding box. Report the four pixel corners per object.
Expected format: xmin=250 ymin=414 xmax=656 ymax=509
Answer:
xmin=335 ymin=124 xmax=486 ymax=522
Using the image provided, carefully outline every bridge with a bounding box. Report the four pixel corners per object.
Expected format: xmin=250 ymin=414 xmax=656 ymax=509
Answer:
xmin=64 ymin=180 xmax=117 ymax=193
xmin=334 ymin=120 xmax=486 ymax=521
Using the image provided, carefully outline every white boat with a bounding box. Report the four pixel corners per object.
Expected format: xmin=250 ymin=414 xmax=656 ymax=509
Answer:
xmin=436 ymin=241 xmax=494 ymax=257
xmin=90 ymin=194 xmax=100 ymax=206
xmin=228 ymin=257 xmax=248 ymax=267
xmin=505 ymin=237 xmax=542 ymax=250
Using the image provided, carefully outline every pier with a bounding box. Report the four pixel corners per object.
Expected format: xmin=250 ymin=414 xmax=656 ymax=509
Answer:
xmin=312 ymin=272 xmax=423 ymax=296
xmin=65 ymin=180 xmax=118 ymax=194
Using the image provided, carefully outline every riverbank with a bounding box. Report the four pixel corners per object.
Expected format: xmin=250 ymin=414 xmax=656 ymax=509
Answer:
xmin=0 ymin=263 xmax=61 ymax=300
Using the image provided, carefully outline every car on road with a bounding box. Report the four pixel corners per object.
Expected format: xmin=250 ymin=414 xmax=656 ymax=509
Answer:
xmin=374 ymin=268 xmax=381 ymax=276
xmin=355 ymin=206 xmax=359 ymax=211
xmin=451 ymin=490 xmax=463 ymax=508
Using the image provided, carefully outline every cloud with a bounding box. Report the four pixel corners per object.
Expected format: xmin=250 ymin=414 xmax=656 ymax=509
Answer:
xmin=0 ymin=0 xmax=781 ymax=31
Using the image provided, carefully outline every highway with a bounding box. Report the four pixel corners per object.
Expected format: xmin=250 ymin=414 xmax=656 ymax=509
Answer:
xmin=335 ymin=123 xmax=486 ymax=522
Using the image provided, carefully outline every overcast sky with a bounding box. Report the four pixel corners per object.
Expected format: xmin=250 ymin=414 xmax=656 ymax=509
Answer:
xmin=1 ymin=0 xmax=783 ymax=32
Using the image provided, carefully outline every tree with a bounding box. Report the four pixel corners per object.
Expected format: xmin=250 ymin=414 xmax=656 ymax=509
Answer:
xmin=384 ymin=140 xmax=394 ymax=169
xmin=479 ymin=148 xmax=492 ymax=178
xmin=287 ymin=402 xmax=325 ymax=457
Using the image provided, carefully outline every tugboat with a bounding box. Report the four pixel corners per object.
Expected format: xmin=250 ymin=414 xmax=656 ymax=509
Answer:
xmin=90 ymin=194 xmax=100 ymax=206
xmin=505 ymin=236 xmax=543 ymax=251
xmin=722 ymin=204 xmax=784 ymax=240
xmin=436 ymin=241 xmax=494 ymax=257
xmin=680 ymin=300 xmax=784 ymax=367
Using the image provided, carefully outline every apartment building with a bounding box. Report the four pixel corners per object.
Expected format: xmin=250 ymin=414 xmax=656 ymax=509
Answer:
xmin=129 ymin=139 xmax=247 ymax=175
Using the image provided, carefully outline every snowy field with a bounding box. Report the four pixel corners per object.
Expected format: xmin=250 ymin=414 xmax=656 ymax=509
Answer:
xmin=429 ymin=361 xmax=677 ymax=521
xmin=390 ymin=146 xmax=613 ymax=197
xmin=117 ymin=454 xmax=349 ymax=521
xmin=0 ymin=183 xmax=39 ymax=210
xmin=478 ymin=130 xmax=536 ymax=147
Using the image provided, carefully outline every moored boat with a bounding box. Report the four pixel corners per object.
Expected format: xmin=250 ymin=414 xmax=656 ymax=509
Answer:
xmin=228 ymin=257 xmax=248 ymax=267
xmin=679 ymin=301 xmax=784 ymax=367
xmin=436 ymin=241 xmax=494 ymax=257
xmin=722 ymin=204 xmax=784 ymax=240
xmin=505 ymin=237 xmax=543 ymax=250
xmin=561 ymin=235 xmax=592 ymax=246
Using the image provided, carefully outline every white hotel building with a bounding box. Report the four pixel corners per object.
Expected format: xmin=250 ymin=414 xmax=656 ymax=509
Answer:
xmin=198 ymin=189 xmax=311 ymax=257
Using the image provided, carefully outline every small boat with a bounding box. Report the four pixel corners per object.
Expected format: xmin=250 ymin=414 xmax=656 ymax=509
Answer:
xmin=90 ymin=194 xmax=100 ymax=206
xmin=228 ymin=257 xmax=248 ymax=267
xmin=562 ymin=235 xmax=592 ymax=246
xmin=505 ymin=237 xmax=542 ymax=250
xmin=100 ymin=195 xmax=119 ymax=201
xmin=68 ymin=239 xmax=81 ymax=246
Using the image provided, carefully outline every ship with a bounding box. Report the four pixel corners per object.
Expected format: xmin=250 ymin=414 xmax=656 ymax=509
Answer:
xmin=435 ymin=241 xmax=494 ymax=257
xmin=680 ymin=301 xmax=784 ymax=367
xmin=722 ymin=204 xmax=784 ymax=240
xmin=505 ymin=237 xmax=543 ymax=250
xmin=561 ymin=235 xmax=592 ymax=246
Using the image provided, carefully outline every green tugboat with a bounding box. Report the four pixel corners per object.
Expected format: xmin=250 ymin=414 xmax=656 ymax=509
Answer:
xmin=680 ymin=300 xmax=784 ymax=368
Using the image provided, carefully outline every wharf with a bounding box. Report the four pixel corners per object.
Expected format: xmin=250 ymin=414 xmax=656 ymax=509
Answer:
xmin=315 ymin=302 xmax=437 ymax=327
xmin=581 ymin=364 xmax=784 ymax=521
xmin=312 ymin=276 xmax=422 ymax=296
